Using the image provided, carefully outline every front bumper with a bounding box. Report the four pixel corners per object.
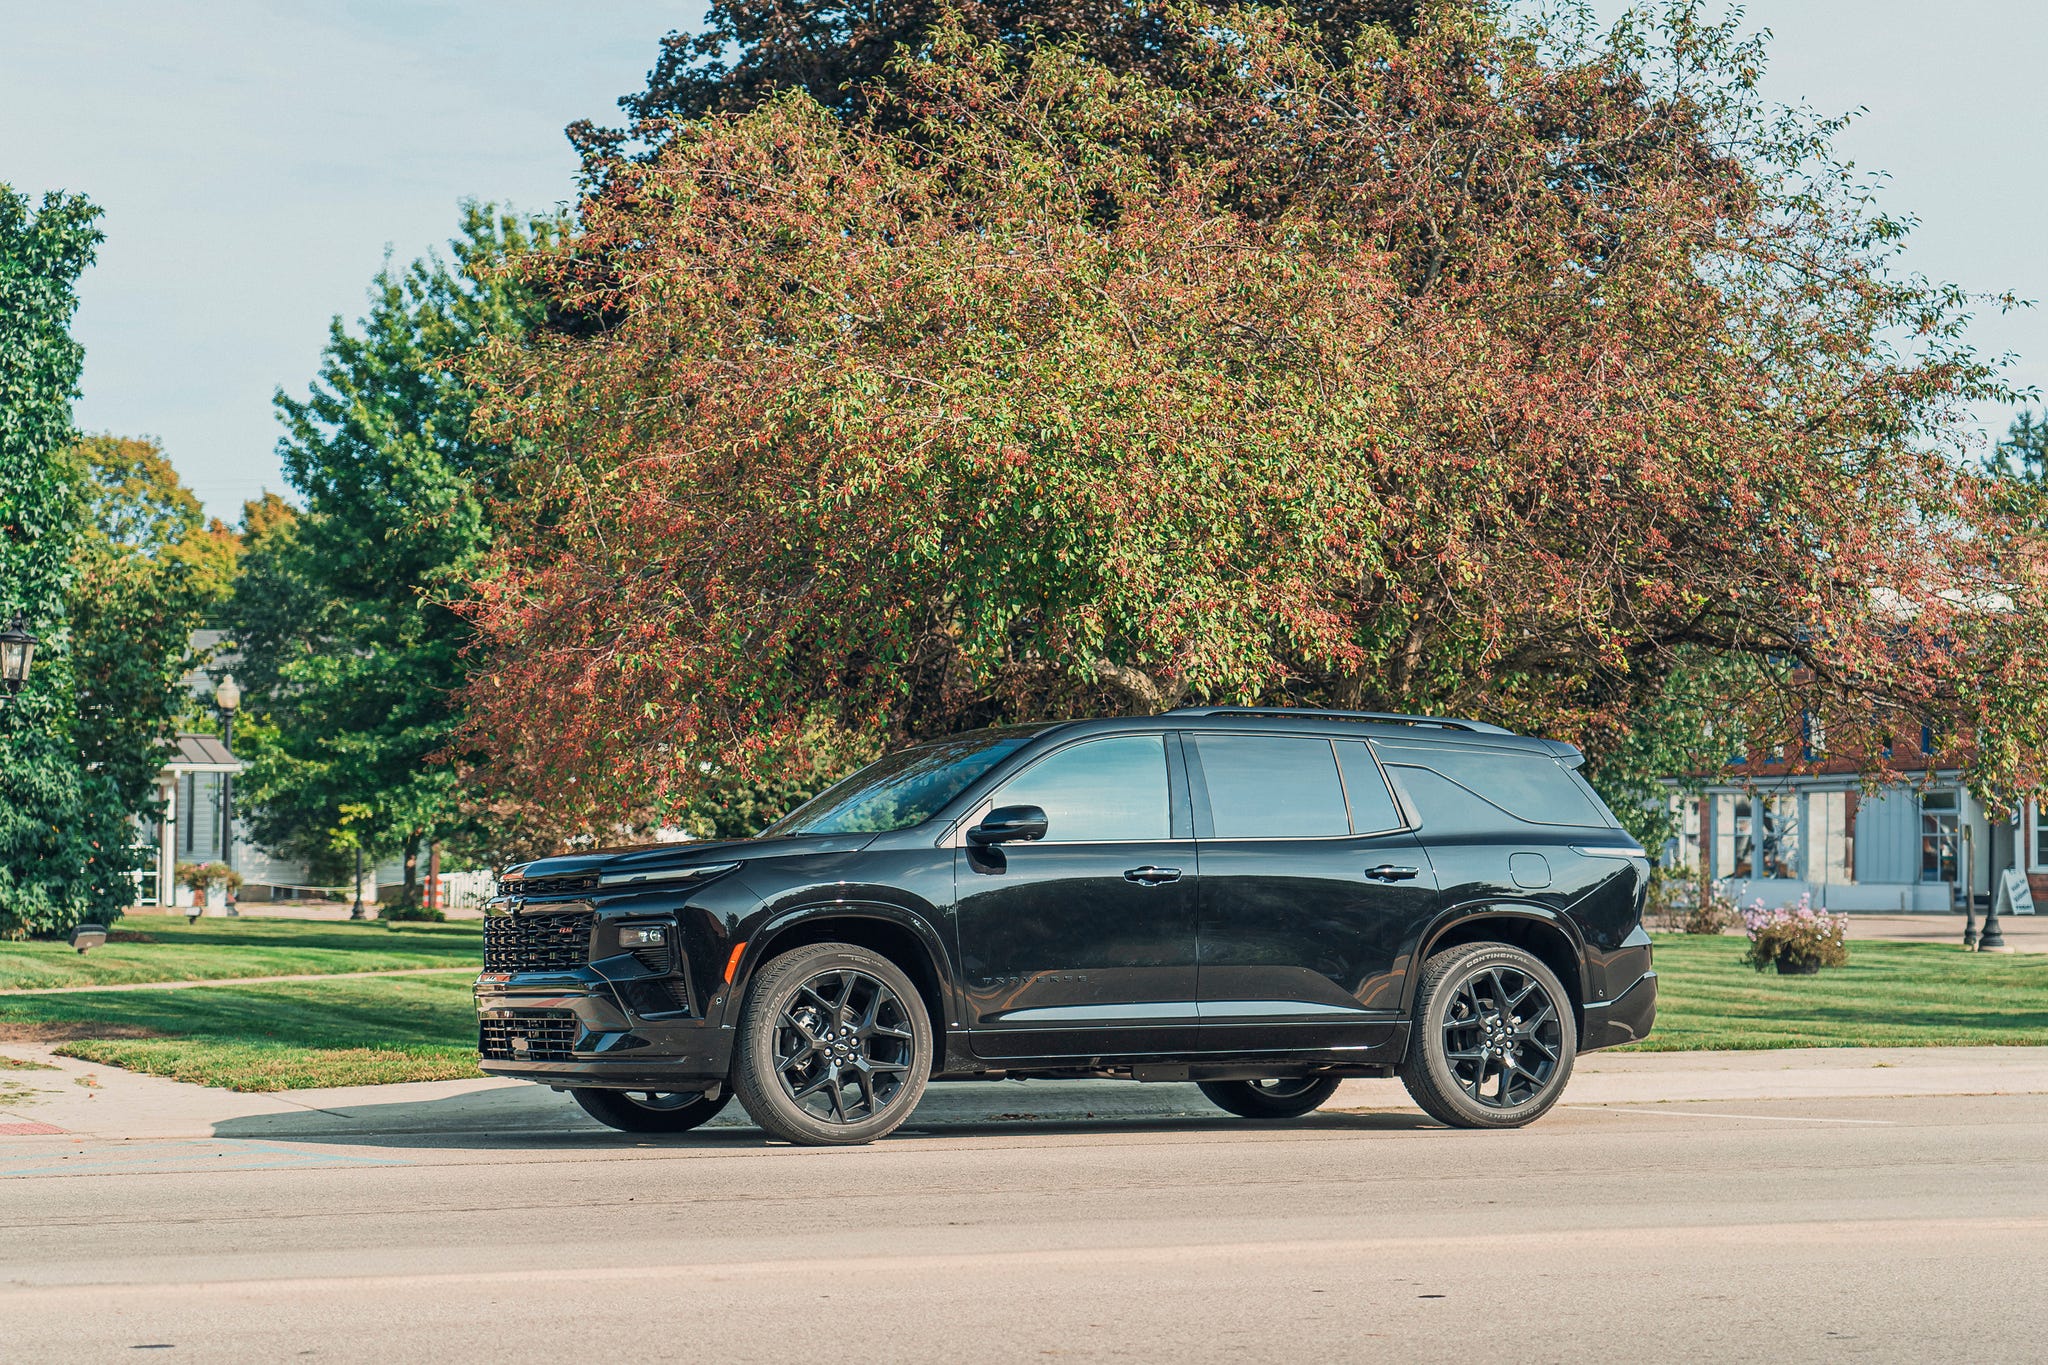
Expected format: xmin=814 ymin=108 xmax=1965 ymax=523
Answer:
xmin=475 ymin=973 xmax=735 ymax=1089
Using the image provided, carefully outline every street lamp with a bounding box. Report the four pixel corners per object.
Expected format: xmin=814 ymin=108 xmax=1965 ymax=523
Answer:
xmin=0 ymin=614 xmax=36 ymax=697
xmin=215 ymin=674 xmax=240 ymax=916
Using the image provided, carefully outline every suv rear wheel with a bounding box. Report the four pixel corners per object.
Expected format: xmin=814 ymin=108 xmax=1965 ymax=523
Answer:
xmin=571 ymin=1087 xmax=731 ymax=1134
xmin=1198 ymin=1075 xmax=1343 ymax=1119
xmin=731 ymin=942 xmax=932 ymax=1146
xmin=1399 ymin=941 xmax=1576 ymax=1129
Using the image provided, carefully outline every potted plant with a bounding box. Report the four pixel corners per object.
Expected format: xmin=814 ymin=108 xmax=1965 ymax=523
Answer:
xmin=175 ymin=861 xmax=243 ymax=911
xmin=1741 ymin=895 xmax=1849 ymax=975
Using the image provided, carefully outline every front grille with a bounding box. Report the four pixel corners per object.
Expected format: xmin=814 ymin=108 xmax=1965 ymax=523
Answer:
xmin=499 ymin=872 xmax=598 ymax=897
xmin=480 ymin=1011 xmax=579 ymax=1062
xmin=483 ymin=912 xmax=593 ymax=973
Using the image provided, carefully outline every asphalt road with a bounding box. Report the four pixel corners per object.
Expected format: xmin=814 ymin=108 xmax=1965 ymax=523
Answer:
xmin=4 ymin=1078 xmax=2046 ymax=1364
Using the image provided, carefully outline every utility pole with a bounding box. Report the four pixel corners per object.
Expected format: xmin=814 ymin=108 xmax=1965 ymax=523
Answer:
xmin=215 ymin=675 xmax=240 ymax=916
xmin=351 ymin=846 xmax=366 ymax=921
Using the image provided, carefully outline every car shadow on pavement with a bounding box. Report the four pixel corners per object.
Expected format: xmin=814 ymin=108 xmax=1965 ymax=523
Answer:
xmin=210 ymin=1093 xmax=1441 ymax=1151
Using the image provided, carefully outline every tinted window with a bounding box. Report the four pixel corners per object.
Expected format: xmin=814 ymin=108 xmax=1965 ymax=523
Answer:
xmin=1334 ymin=741 xmax=1404 ymax=833
xmin=1383 ymin=765 xmax=1500 ymax=836
xmin=768 ymin=729 xmax=1037 ymax=835
xmin=1375 ymin=740 xmax=1611 ymax=828
xmin=1191 ymin=735 xmax=1349 ymax=838
xmin=993 ymin=735 xmax=1170 ymax=842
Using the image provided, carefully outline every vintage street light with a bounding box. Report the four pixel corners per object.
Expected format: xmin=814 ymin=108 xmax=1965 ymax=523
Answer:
xmin=0 ymin=614 xmax=36 ymax=698
xmin=215 ymin=674 xmax=241 ymax=916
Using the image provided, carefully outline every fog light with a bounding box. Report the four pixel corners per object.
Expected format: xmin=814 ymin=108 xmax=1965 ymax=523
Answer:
xmin=618 ymin=926 xmax=667 ymax=948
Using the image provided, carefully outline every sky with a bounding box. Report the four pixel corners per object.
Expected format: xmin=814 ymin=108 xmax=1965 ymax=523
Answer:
xmin=3 ymin=0 xmax=2045 ymax=520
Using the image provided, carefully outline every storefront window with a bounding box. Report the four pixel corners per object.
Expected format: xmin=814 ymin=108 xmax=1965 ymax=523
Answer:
xmin=1921 ymin=790 xmax=1959 ymax=885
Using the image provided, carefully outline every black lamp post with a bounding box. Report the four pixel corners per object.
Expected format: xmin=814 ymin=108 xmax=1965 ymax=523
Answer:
xmin=214 ymin=674 xmax=240 ymax=916
xmin=0 ymin=613 xmax=35 ymax=698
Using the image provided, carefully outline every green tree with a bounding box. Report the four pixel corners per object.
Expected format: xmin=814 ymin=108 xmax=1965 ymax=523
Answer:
xmin=230 ymin=204 xmax=557 ymax=899
xmin=0 ymin=186 xmax=134 ymax=937
xmin=66 ymin=435 xmax=233 ymax=820
xmin=460 ymin=6 xmax=2047 ymax=829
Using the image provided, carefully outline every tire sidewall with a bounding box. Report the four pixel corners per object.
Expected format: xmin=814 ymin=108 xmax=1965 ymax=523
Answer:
xmin=1410 ymin=943 xmax=1576 ymax=1128
xmin=1198 ymin=1075 xmax=1343 ymax=1119
xmin=572 ymin=1085 xmax=731 ymax=1134
xmin=733 ymin=943 xmax=933 ymax=1146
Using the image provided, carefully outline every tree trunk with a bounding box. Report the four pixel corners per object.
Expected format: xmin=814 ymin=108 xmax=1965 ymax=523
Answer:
xmin=400 ymin=832 xmax=423 ymax=909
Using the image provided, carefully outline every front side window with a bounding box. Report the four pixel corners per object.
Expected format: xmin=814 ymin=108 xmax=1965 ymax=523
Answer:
xmin=1190 ymin=734 xmax=1350 ymax=839
xmin=991 ymin=735 xmax=1170 ymax=842
xmin=767 ymin=729 xmax=1037 ymax=836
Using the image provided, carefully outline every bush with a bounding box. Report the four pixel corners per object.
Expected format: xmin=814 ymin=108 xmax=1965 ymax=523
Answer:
xmin=380 ymin=902 xmax=446 ymax=923
xmin=1741 ymin=895 xmax=1850 ymax=974
xmin=1647 ymin=872 xmax=1739 ymax=935
xmin=174 ymin=862 xmax=243 ymax=896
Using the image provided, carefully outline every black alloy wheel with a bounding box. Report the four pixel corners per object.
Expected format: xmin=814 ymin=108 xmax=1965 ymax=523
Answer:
xmin=731 ymin=942 xmax=932 ymax=1146
xmin=571 ymin=1086 xmax=732 ymax=1134
xmin=1399 ymin=941 xmax=1576 ymax=1129
xmin=1198 ymin=1075 xmax=1344 ymax=1119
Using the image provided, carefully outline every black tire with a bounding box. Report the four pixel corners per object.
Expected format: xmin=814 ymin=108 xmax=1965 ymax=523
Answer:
xmin=731 ymin=942 xmax=932 ymax=1146
xmin=571 ymin=1086 xmax=731 ymax=1134
xmin=1198 ymin=1076 xmax=1344 ymax=1119
xmin=1399 ymin=941 xmax=1576 ymax=1129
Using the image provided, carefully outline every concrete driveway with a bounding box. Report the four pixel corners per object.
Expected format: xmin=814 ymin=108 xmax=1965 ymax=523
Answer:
xmin=3 ymin=1046 xmax=2046 ymax=1362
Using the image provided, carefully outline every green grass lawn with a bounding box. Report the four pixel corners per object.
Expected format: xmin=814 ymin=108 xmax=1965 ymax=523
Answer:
xmin=1631 ymin=934 xmax=2048 ymax=1051
xmin=0 ymin=974 xmax=483 ymax=1090
xmin=0 ymin=922 xmax=2041 ymax=1092
xmin=0 ymin=915 xmax=482 ymax=991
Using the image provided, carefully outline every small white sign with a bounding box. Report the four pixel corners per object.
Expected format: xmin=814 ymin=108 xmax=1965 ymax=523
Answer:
xmin=1995 ymin=868 xmax=2036 ymax=916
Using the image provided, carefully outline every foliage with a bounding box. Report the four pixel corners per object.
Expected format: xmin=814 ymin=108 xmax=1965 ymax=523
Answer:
xmin=1646 ymin=872 xmax=1738 ymax=935
xmin=174 ymin=861 xmax=243 ymax=896
xmin=458 ymin=6 xmax=2047 ymax=827
xmin=380 ymin=902 xmax=447 ymax=923
xmin=230 ymin=204 xmax=559 ymax=895
xmin=571 ymin=0 xmax=1420 ymax=161
xmin=1740 ymin=895 xmax=1850 ymax=974
xmin=66 ymin=434 xmax=233 ymax=817
xmin=0 ymin=185 xmax=135 ymax=938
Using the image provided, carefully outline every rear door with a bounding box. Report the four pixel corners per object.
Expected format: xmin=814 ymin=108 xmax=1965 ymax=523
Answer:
xmin=1188 ymin=733 xmax=1439 ymax=1053
xmin=954 ymin=733 xmax=1200 ymax=1059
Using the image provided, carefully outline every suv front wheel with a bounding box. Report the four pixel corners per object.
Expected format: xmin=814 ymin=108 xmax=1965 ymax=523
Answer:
xmin=1400 ymin=941 xmax=1576 ymax=1129
xmin=731 ymin=942 xmax=933 ymax=1146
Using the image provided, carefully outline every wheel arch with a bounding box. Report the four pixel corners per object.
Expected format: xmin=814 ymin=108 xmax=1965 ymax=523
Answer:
xmin=735 ymin=904 xmax=954 ymax=1052
xmin=1412 ymin=903 xmax=1587 ymax=1037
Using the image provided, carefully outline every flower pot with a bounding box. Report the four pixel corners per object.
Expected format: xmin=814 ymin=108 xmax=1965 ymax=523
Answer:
xmin=205 ymin=884 xmax=228 ymax=909
xmin=1776 ymin=956 xmax=1820 ymax=975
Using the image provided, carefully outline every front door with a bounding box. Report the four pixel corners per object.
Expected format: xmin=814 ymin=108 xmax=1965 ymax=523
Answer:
xmin=955 ymin=733 xmax=1199 ymax=1058
xmin=1186 ymin=733 xmax=1440 ymax=1053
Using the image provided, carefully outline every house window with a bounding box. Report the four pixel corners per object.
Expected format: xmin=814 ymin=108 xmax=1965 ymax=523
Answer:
xmin=1756 ymin=794 xmax=1801 ymax=879
xmin=1731 ymin=798 xmax=1754 ymax=877
xmin=2034 ymin=801 xmax=2048 ymax=868
xmin=1921 ymin=790 xmax=1959 ymax=884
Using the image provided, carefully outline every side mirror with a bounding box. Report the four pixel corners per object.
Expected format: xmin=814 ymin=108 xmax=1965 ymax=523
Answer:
xmin=967 ymin=804 xmax=1049 ymax=846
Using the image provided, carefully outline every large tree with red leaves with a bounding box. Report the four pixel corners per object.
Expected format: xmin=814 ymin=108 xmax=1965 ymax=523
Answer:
xmin=459 ymin=2 xmax=2047 ymax=833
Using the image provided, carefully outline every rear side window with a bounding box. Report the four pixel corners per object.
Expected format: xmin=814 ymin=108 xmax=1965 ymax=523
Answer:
xmin=1188 ymin=734 xmax=1349 ymax=838
xmin=1375 ymin=741 xmax=1611 ymax=828
xmin=1334 ymin=741 xmax=1404 ymax=834
xmin=991 ymin=735 xmax=1170 ymax=842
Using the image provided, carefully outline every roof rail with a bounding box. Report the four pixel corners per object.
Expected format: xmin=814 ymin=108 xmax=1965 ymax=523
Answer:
xmin=1162 ymin=706 xmax=1516 ymax=736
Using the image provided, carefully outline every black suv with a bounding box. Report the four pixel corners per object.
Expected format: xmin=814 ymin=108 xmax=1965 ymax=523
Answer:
xmin=476 ymin=708 xmax=1656 ymax=1144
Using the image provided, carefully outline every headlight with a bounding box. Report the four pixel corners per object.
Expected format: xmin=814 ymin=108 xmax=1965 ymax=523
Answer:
xmin=618 ymin=926 xmax=667 ymax=949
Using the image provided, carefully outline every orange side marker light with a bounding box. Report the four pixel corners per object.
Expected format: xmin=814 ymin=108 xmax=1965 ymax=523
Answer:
xmin=723 ymin=941 xmax=747 ymax=984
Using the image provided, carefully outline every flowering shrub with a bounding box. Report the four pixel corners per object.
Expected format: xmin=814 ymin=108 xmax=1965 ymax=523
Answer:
xmin=1741 ymin=895 xmax=1849 ymax=974
xmin=1648 ymin=874 xmax=1740 ymax=935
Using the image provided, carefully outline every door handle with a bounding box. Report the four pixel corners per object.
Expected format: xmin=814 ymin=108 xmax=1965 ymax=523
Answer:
xmin=1364 ymin=864 xmax=1420 ymax=882
xmin=1123 ymin=866 xmax=1183 ymax=886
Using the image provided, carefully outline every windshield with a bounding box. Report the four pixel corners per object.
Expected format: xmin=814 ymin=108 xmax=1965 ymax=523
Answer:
xmin=764 ymin=729 xmax=1040 ymax=836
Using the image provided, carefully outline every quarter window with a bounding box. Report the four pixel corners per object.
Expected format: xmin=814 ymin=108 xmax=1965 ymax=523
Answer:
xmin=1190 ymin=735 xmax=1350 ymax=839
xmin=1373 ymin=741 xmax=1609 ymax=828
xmin=991 ymin=735 xmax=1170 ymax=842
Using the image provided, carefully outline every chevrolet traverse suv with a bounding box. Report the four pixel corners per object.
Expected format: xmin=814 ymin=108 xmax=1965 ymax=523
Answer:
xmin=476 ymin=707 xmax=1657 ymax=1144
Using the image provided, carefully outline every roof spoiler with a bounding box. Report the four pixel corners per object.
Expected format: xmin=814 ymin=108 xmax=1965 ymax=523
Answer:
xmin=1543 ymin=739 xmax=1587 ymax=768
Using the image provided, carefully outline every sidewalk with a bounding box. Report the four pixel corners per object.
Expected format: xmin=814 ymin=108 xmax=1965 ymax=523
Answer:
xmin=5 ymin=1043 xmax=2046 ymax=1144
xmin=1846 ymin=912 xmax=2048 ymax=951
